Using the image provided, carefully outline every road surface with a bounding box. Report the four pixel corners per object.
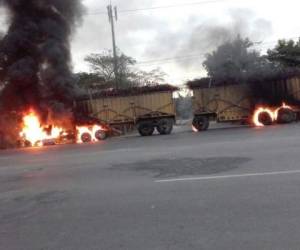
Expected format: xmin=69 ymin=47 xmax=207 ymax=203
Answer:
xmin=1 ymin=124 xmax=300 ymax=250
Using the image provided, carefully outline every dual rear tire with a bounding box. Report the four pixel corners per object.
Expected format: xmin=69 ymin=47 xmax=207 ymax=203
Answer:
xmin=81 ymin=130 xmax=108 ymax=143
xmin=258 ymin=108 xmax=296 ymax=126
xmin=138 ymin=118 xmax=174 ymax=136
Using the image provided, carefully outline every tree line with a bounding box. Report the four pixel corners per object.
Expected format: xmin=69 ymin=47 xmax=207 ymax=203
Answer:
xmin=203 ymin=36 xmax=300 ymax=84
xmin=77 ymin=36 xmax=300 ymax=91
xmin=76 ymin=49 xmax=166 ymax=90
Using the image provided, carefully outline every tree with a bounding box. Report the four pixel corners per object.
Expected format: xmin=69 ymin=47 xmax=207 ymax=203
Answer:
xmin=203 ymin=36 xmax=268 ymax=83
xmin=131 ymin=68 xmax=166 ymax=86
xmin=84 ymin=49 xmax=166 ymax=89
xmin=267 ymin=38 xmax=300 ymax=67
xmin=76 ymin=72 xmax=107 ymax=89
xmin=84 ymin=50 xmax=137 ymax=88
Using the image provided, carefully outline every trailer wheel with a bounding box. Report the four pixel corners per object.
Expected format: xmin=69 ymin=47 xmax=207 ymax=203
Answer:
xmin=81 ymin=132 xmax=92 ymax=143
xmin=192 ymin=116 xmax=209 ymax=131
xmin=138 ymin=121 xmax=154 ymax=136
xmin=157 ymin=118 xmax=174 ymax=135
xmin=258 ymin=112 xmax=273 ymax=126
xmin=277 ymin=108 xmax=296 ymax=124
xmin=95 ymin=130 xmax=107 ymax=141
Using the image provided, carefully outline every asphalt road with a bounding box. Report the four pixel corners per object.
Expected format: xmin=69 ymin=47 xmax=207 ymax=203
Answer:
xmin=1 ymin=123 xmax=300 ymax=250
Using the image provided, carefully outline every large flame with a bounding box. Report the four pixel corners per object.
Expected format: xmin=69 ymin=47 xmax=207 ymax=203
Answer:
xmin=20 ymin=111 xmax=63 ymax=147
xmin=19 ymin=110 xmax=105 ymax=147
xmin=253 ymin=103 xmax=293 ymax=127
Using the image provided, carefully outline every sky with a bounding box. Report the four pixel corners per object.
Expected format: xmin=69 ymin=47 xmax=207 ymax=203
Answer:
xmin=1 ymin=0 xmax=300 ymax=85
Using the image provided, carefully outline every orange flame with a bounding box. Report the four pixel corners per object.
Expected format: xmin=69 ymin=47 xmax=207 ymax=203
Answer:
xmin=192 ymin=125 xmax=198 ymax=133
xmin=76 ymin=125 xmax=104 ymax=143
xmin=253 ymin=107 xmax=275 ymax=127
xmin=253 ymin=102 xmax=293 ymax=127
xmin=20 ymin=111 xmax=63 ymax=147
xmin=20 ymin=110 xmax=106 ymax=147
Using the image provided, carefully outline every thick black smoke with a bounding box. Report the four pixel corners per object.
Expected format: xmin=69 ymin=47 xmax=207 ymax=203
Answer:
xmin=0 ymin=0 xmax=85 ymax=122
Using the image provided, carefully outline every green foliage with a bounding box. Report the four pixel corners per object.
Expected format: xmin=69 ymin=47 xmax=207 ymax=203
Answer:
xmin=203 ymin=36 xmax=275 ymax=83
xmin=76 ymin=72 xmax=106 ymax=89
xmin=85 ymin=50 xmax=136 ymax=88
xmin=267 ymin=38 xmax=300 ymax=67
xmin=132 ymin=68 xmax=167 ymax=86
xmin=84 ymin=49 xmax=166 ymax=89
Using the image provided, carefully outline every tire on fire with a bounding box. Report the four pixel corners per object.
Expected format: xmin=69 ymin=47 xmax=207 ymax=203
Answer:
xmin=137 ymin=121 xmax=155 ymax=136
xmin=95 ymin=130 xmax=107 ymax=141
xmin=258 ymin=112 xmax=273 ymax=126
xmin=157 ymin=118 xmax=174 ymax=135
xmin=81 ymin=132 xmax=92 ymax=143
xmin=192 ymin=116 xmax=210 ymax=131
xmin=277 ymin=108 xmax=296 ymax=124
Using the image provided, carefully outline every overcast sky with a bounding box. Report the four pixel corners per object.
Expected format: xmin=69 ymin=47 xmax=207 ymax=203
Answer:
xmin=1 ymin=0 xmax=299 ymax=85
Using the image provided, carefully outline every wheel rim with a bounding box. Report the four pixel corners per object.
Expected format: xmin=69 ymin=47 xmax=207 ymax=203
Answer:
xmin=258 ymin=112 xmax=272 ymax=126
xmin=81 ymin=133 xmax=92 ymax=143
xmin=143 ymin=126 xmax=152 ymax=134
xmin=157 ymin=119 xmax=173 ymax=134
xmin=95 ymin=130 xmax=106 ymax=140
xmin=161 ymin=122 xmax=168 ymax=131
xmin=198 ymin=118 xmax=207 ymax=129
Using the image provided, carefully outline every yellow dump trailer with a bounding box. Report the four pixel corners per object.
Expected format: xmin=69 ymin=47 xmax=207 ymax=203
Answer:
xmin=271 ymin=77 xmax=300 ymax=101
xmin=77 ymin=85 xmax=178 ymax=136
xmin=188 ymin=76 xmax=300 ymax=131
xmin=192 ymin=84 xmax=252 ymax=122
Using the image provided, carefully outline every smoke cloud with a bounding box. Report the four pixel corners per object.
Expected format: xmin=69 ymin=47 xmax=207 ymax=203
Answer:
xmin=0 ymin=0 xmax=85 ymax=121
xmin=145 ymin=9 xmax=272 ymax=70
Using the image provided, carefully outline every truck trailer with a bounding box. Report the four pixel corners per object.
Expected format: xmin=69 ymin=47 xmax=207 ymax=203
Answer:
xmin=76 ymin=85 xmax=178 ymax=137
xmin=188 ymin=76 xmax=300 ymax=131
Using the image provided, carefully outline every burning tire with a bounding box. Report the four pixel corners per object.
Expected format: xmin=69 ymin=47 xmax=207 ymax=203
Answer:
xmin=95 ymin=130 xmax=107 ymax=141
xmin=258 ymin=112 xmax=273 ymax=126
xmin=157 ymin=118 xmax=173 ymax=135
xmin=192 ymin=116 xmax=209 ymax=131
xmin=277 ymin=108 xmax=296 ymax=124
xmin=81 ymin=132 xmax=92 ymax=143
xmin=138 ymin=121 xmax=154 ymax=136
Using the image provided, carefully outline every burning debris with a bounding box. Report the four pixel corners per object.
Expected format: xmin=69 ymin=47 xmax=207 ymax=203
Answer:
xmin=19 ymin=110 xmax=64 ymax=147
xmin=17 ymin=110 xmax=108 ymax=147
xmin=0 ymin=1 xmax=104 ymax=148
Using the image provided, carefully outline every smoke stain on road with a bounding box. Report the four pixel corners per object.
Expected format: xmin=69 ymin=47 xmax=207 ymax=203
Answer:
xmin=113 ymin=157 xmax=251 ymax=178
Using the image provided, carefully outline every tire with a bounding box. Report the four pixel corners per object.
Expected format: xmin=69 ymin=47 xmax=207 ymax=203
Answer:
xmin=258 ymin=112 xmax=273 ymax=126
xmin=192 ymin=116 xmax=209 ymax=131
xmin=138 ymin=121 xmax=155 ymax=136
xmin=81 ymin=132 xmax=92 ymax=143
xmin=157 ymin=118 xmax=174 ymax=135
xmin=95 ymin=130 xmax=107 ymax=141
xmin=277 ymin=108 xmax=296 ymax=124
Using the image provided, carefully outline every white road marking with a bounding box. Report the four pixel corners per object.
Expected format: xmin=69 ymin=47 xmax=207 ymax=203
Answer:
xmin=155 ymin=169 xmax=300 ymax=183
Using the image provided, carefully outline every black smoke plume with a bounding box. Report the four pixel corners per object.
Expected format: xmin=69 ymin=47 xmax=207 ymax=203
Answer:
xmin=0 ymin=0 xmax=85 ymax=123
